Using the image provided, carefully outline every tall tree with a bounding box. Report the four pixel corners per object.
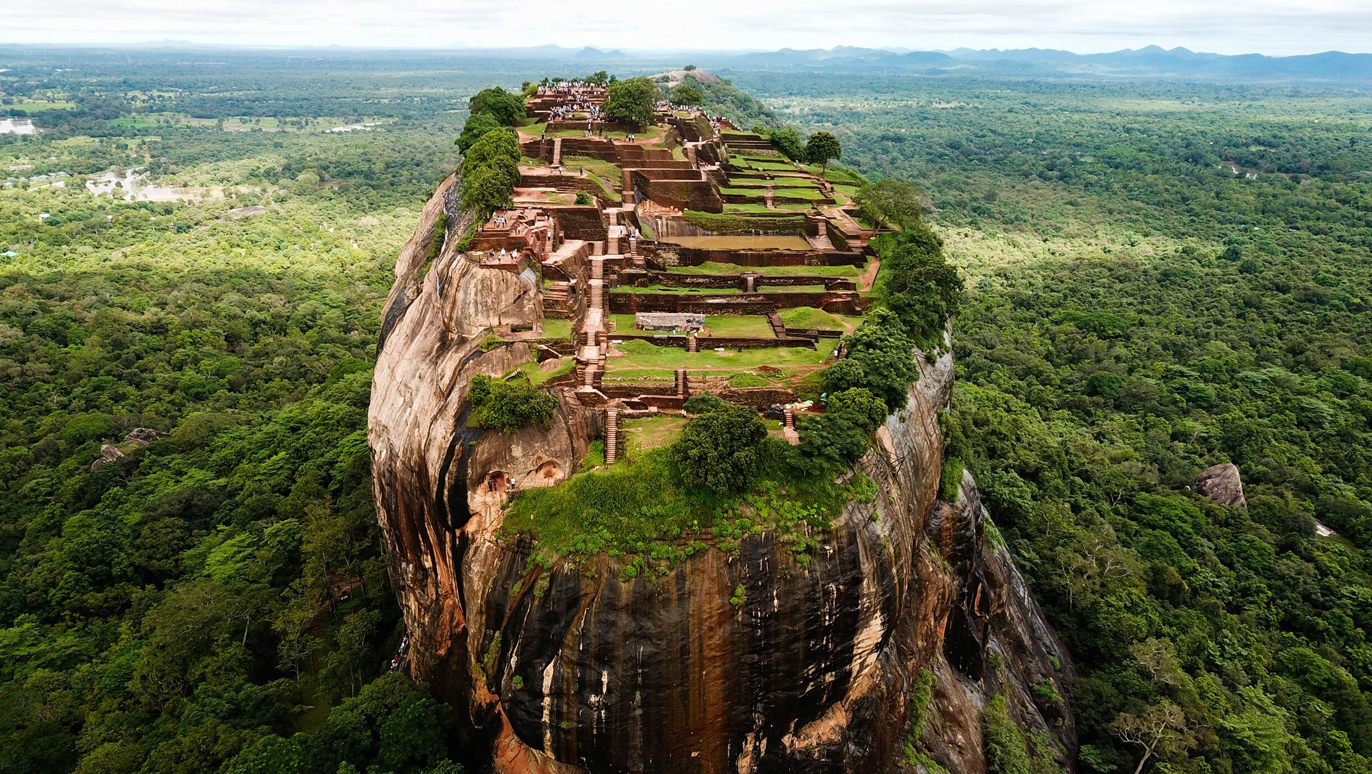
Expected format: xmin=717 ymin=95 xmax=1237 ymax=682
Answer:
xmin=805 ymin=131 xmax=842 ymax=174
xmin=604 ymin=77 xmax=659 ymax=128
xmin=467 ymin=87 xmax=526 ymax=126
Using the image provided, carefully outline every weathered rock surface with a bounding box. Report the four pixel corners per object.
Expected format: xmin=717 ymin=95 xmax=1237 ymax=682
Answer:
xmin=1196 ymin=463 xmax=1246 ymax=508
xmin=369 ymin=177 xmax=1075 ymax=773
xmin=91 ymin=443 xmax=125 ymax=471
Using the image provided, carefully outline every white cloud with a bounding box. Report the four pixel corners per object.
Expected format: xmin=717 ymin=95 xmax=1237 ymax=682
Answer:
xmin=2 ymin=0 xmax=1369 ymax=55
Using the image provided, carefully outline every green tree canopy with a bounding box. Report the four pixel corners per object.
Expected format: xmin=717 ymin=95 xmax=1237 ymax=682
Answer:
xmin=468 ymin=375 xmax=559 ymax=434
xmin=672 ymin=403 xmax=768 ymax=492
xmin=672 ymin=84 xmax=703 ymax=107
xmin=604 ymin=77 xmax=659 ymax=128
xmin=853 ymin=179 xmax=928 ymax=230
xmin=459 ymin=128 xmax=520 ymax=217
xmin=467 ymin=86 xmax=526 ymax=126
xmin=876 ymin=226 xmax=964 ymax=346
xmin=769 ymin=127 xmax=805 ymax=161
xmin=805 ymin=131 xmax=842 ymax=173
xmin=455 ymin=112 xmax=501 ymax=155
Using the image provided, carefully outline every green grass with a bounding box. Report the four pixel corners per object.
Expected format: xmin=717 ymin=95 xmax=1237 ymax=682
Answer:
xmin=609 ymin=284 xmax=742 ymax=295
xmin=11 ymin=99 xmax=76 ymax=112
xmin=546 ymin=126 xmax=663 ymax=141
xmin=763 ymin=285 xmax=828 ymax=293
xmin=539 ymin=317 xmax=573 ymax=340
xmin=518 ymin=357 xmax=576 ymax=386
xmin=502 ymin=443 xmax=856 ymax=560
xmin=704 ymin=315 xmax=776 ymax=338
xmin=560 ymin=155 xmax=623 ymax=203
xmin=607 ymin=313 xmax=641 ymax=333
xmin=724 ymin=202 xmax=814 ymax=213
xmin=620 ymin=415 xmax=687 ymax=452
xmin=682 ymin=210 xmax=807 ymax=235
xmin=745 ymin=161 xmax=797 ymax=172
xmin=729 ymin=372 xmax=777 ymax=387
xmin=602 ymin=368 xmax=677 ymax=382
xmin=773 ymin=188 xmax=829 ymax=200
xmin=607 ymin=338 xmax=836 ymax=377
xmin=668 ymin=261 xmax=861 ymax=278
xmin=779 ymin=307 xmax=864 ymax=331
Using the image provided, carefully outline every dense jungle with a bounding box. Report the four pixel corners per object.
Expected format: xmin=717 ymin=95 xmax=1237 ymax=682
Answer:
xmin=2 ymin=46 xmax=1372 ymax=774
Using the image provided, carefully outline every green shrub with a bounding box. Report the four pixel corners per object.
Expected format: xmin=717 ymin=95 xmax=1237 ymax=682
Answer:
xmin=875 ymin=226 xmax=963 ymax=348
xmin=672 ymin=84 xmax=703 ymax=106
xmin=682 ymin=392 xmax=728 ymax=415
xmin=940 ymin=457 xmax=964 ymax=501
xmin=827 ymin=309 xmax=919 ymax=410
xmin=468 ymin=375 xmax=559 ymax=434
xmin=984 ymin=694 xmax=1032 ymax=774
xmin=902 ymin=670 xmax=941 ymax=769
xmin=769 ymin=127 xmax=805 ymax=160
xmin=791 ymin=388 xmax=887 ymax=474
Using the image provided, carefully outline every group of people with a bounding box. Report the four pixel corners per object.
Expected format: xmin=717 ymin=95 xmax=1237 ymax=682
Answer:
xmin=483 ymin=247 xmax=521 ymax=263
xmin=537 ymin=80 xmax=604 ymax=96
xmin=487 ymin=475 xmax=517 ymax=492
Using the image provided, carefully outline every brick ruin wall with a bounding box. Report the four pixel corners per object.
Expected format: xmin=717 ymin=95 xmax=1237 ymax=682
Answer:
xmin=547 ymin=206 xmax=609 ymax=242
xmin=606 ymin=291 xmax=867 ymax=315
xmin=632 ymin=178 xmax=723 ymax=214
xmin=639 ymin=243 xmax=866 ymax=268
xmin=618 ymin=269 xmax=855 ymax=292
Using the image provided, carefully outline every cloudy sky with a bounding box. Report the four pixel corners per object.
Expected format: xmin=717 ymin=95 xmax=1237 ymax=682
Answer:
xmin=2 ymin=0 xmax=1369 ymax=56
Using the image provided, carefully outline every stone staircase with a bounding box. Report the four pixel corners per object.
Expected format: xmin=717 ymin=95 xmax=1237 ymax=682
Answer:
xmin=604 ymin=408 xmax=620 ymax=465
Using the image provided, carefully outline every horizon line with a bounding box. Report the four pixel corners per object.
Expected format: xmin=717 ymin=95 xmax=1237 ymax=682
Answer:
xmin=2 ymin=41 xmax=1371 ymax=59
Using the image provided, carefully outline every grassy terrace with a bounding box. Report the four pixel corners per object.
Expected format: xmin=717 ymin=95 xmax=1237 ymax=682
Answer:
xmin=682 ymin=210 xmax=807 ymax=233
xmin=738 ymin=161 xmax=796 ymax=172
xmin=779 ymin=307 xmax=864 ymax=331
xmin=539 ymin=317 xmax=574 ymax=339
xmin=501 ymin=437 xmax=858 ymax=561
xmin=721 ymin=179 xmax=821 ymax=189
xmin=609 ymin=284 xmax=829 ymax=294
xmin=562 ymin=155 xmax=623 ymax=202
xmin=666 ymin=261 xmax=863 ymax=278
xmin=520 ymin=122 xmax=664 ymax=141
xmin=771 ymin=188 xmax=830 ymax=200
xmin=604 ymin=338 xmax=838 ymax=382
xmin=703 ymin=315 xmax=777 ymax=337
xmin=725 ymin=202 xmax=815 ymax=213
xmin=518 ymin=356 xmax=576 ymax=386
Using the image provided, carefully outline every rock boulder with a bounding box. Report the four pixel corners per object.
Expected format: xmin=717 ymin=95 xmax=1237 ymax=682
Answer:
xmin=1196 ymin=463 xmax=1247 ymax=508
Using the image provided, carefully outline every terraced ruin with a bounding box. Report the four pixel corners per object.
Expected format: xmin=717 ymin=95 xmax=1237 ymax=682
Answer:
xmin=468 ymin=80 xmax=878 ymax=462
xmin=369 ymin=75 xmax=1074 ymax=774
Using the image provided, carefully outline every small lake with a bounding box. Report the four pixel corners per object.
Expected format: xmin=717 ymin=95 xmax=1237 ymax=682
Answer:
xmin=0 ymin=119 xmax=37 ymax=136
xmin=85 ymin=169 xmax=208 ymax=202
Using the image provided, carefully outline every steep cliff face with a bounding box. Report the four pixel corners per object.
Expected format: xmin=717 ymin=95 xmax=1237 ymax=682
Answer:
xmin=369 ymin=178 xmax=1075 ymax=773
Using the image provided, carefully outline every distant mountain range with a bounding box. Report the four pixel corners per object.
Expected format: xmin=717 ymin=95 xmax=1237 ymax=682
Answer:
xmin=6 ymin=41 xmax=1371 ymax=84
xmin=716 ymin=45 xmax=1372 ymax=83
xmin=441 ymin=43 xmax=1372 ymax=84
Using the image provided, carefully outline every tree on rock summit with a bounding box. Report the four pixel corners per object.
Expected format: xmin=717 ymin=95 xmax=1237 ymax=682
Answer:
xmin=604 ymin=77 xmax=660 ymax=128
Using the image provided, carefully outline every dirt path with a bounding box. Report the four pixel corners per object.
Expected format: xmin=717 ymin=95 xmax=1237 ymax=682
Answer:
xmin=858 ymin=258 xmax=881 ymax=292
